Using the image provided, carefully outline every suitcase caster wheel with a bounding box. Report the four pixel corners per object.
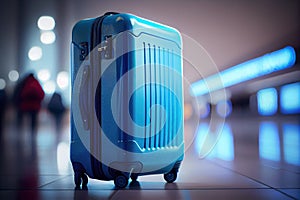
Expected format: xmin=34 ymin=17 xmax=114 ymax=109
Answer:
xmin=164 ymin=171 xmax=177 ymax=183
xmin=74 ymin=172 xmax=88 ymax=188
xmin=130 ymin=174 xmax=138 ymax=182
xmin=74 ymin=172 xmax=81 ymax=188
xmin=114 ymin=175 xmax=128 ymax=188
xmin=82 ymin=173 xmax=88 ymax=186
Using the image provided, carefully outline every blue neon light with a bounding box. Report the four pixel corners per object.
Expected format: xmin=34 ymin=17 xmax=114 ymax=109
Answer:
xmin=280 ymin=82 xmax=300 ymax=114
xmin=209 ymin=123 xmax=234 ymax=161
xmin=191 ymin=46 xmax=296 ymax=96
xmin=195 ymin=123 xmax=209 ymax=155
xmin=283 ymin=124 xmax=300 ymax=166
xmin=259 ymin=122 xmax=280 ymax=161
xmin=257 ymin=88 xmax=278 ymax=116
xmin=195 ymin=123 xmax=234 ymax=161
xmin=216 ymin=100 xmax=232 ymax=118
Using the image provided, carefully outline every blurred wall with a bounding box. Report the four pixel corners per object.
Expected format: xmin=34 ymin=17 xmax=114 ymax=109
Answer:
xmin=0 ymin=0 xmax=299 ymax=98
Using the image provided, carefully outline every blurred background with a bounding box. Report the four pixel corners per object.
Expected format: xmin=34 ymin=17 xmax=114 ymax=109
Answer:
xmin=0 ymin=0 xmax=299 ymax=199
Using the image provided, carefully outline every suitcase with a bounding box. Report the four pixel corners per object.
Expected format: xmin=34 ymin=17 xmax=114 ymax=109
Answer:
xmin=70 ymin=12 xmax=184 ymax=188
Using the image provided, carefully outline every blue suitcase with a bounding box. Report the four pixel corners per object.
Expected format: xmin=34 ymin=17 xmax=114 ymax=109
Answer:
xmin=70 ymin=12 xmax=184 ymax=188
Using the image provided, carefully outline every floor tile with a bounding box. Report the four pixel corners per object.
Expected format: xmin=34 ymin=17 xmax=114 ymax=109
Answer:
xmin=0 ymin=109 xmax=299 ymax=199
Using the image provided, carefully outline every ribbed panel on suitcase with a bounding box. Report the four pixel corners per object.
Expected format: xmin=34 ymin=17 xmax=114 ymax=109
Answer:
xmin=142 ymin=42 xmax=179 ymax=151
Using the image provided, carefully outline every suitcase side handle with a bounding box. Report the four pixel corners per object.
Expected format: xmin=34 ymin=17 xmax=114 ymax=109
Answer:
xmin=79 ymin=65 xmax=90 ymax=130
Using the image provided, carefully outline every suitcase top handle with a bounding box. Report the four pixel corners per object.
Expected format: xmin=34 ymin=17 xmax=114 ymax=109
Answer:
xmin=104 ymin=12 xmax=119 ymax=16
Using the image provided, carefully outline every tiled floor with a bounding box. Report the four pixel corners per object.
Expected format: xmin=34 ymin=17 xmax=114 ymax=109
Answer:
xmin=0 ymin=109 xmax=299 ymax=199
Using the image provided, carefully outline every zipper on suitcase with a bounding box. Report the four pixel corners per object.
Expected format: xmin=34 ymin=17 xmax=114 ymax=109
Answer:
xmin=91 ymin=14 xmax=111 ymax=180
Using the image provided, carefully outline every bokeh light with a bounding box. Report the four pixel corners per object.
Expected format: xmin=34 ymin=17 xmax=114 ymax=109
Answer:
xmin=198 ymin=102 xmax=210 ymax=118
xmin=0 ymin=79 xmax=6 ymax=90
xmin=216 ymin=100 xmax=232 ymax=118
xmin=257 ymin=88 xmax=278 ymax=116
xmin=43 ymin=80 xmax=56 ymax=94
xmin=56 ymin=71 xmax=69 ymax=90
xmin=184 ymin=103 xmax=193 ymax=120
xmin=280 ymin=82 xmax=300 ymax=114
xmin=8 ymin=70 xmax=19 ymax=82
xmin=40 ymin=31 xmax=56 ymax=44
xmin=28 ymin=46 xmax=42 ymax=61
xmin=38 ymin=69 xmax=51 ymax=82
xmin=37 ymin=16 xmax=55 ymax=31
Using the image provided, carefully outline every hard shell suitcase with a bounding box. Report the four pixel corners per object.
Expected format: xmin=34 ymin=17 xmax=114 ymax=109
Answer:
xmin=70 ymin=12 xmax=184 ymax=188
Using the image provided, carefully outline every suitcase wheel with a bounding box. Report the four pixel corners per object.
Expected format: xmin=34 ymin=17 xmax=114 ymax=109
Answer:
xmin=74 ymin=172 xmax=88 ymax=189
xmin=82 ymin=173 xmax=88 ymax=186
xmin=130 ymin=173 xmax=138 ymax=182
xmin=114 ymin=174 xmax=128 ymax=188
xmin=164 ymin=171 xmax=177 ymax=183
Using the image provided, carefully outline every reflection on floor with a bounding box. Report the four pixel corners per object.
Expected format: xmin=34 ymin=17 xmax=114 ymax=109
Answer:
xmin=0 ymin=109 xmax=299 ymax=199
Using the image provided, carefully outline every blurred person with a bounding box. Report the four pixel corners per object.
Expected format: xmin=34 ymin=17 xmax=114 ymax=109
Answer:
xmin=0 ymin=88 xmax=7 ymax=136
xmin=13 ymin=74 xmax=27 ymax=125
xmin=13 ymin=73 xmax=45 ymax=135
xmin=47 ymin=92 xmax=66 ymax=134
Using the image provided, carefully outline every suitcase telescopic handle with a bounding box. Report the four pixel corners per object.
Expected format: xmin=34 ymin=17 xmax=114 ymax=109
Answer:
xmin=79 ymin=65 xmax=90 ymax=130
xmin=104 ymin=12 xmax=119 ymax=16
